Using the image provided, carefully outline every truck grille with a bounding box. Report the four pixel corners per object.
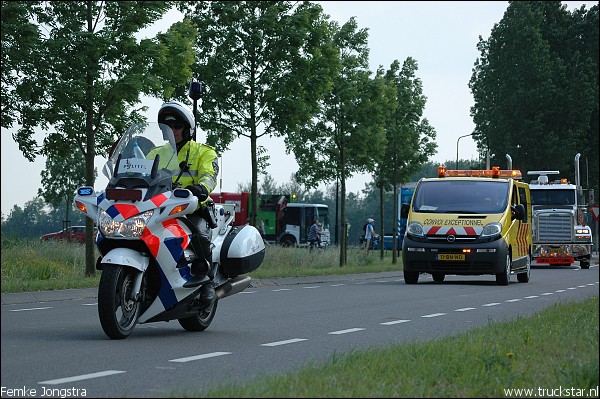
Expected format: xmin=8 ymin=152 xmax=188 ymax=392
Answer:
xmin=536 ymin=213 xmax=573 ymax=242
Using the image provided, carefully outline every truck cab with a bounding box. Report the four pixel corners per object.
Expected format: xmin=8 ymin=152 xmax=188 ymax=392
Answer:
xmin=528 ymin=168 xmax=592 ymax=268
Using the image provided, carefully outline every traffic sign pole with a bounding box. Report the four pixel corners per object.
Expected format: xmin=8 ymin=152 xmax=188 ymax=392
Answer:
xmin=592 ymin=206 xmax=600 ymax=255
xmin=590 ymin=206 xmax=599 ymax=221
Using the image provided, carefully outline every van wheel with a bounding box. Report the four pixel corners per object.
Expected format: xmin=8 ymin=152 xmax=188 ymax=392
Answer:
xmin=496 ymin=253 xmax=511 ymax=286
xmin=432 ymin=273 xmax=445 ymax=283
xmin=404 ymin=270 xmax=419 ymax=284
xmin=580 ymin=259 xmax=590 ymax=269
xmin=279 ymin=236 xmax=296 ymax=247
xmin=517 ymin=255 xmax=531 ymax=283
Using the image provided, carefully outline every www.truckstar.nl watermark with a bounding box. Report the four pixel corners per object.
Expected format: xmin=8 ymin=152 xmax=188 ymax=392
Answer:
xmin=1 ymin=386 xmax=87 ymax=398
xmin=504 ymin=386 xmax=599 ymax=397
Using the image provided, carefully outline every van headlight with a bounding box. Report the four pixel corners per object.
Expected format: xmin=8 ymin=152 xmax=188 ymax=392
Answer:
xmin=406 ymin=222 xmax=424 ymax=238
xmin=480 ymin=222 xmax=502 ymax=240
xmin=99 ymin=210 xmax=154 ymax=237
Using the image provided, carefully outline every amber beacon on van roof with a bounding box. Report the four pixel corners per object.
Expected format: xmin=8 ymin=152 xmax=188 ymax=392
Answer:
xmin=437 ymin=165 xmax=522 ymax=179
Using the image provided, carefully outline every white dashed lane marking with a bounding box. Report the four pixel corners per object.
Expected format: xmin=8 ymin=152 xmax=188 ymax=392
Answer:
xmin=328 ymin=328 xmax=365 ymax=335
xmin=38 ymin=370 xmax=126 ymax=385
xmin=421 ymin=313 xmax=446 ymax=318
xmin=261 ymin=338 xmax=308 ymax=347
xmin=10 ymin=307 xmax=53 ymax=312
xmin=169 ymin=352 xmax=231 ymax=363
xmin=380 ymin=319 xmax=411 ymax=325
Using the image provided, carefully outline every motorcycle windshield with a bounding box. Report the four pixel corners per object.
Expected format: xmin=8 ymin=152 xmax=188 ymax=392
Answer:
xmin=103 ymin=122 xmax=178 ymax=180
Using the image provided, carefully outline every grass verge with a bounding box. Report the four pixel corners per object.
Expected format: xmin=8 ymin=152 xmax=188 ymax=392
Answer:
xmin=182 ymin=295 xmax=599 ymax=398
xmin=0 ymin=236 xmax=400 ymax=293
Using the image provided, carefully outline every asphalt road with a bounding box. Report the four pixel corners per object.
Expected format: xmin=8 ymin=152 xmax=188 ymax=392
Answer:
xmin=2 ymin=256 xmax=598 ymax=398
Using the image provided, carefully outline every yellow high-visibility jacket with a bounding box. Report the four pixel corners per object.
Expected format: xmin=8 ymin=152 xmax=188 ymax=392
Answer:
xmin=148 ymin=140 xmax=218 ymax=206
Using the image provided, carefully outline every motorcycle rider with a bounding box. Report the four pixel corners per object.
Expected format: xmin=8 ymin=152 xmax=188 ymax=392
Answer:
xmin=156 ymin=100 xmax=218 ymax=305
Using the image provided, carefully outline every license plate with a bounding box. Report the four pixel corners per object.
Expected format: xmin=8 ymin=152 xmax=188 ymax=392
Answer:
xmin=550 ymin=248 xmax=563 ymax=254
xmin=437 ymin=254 xmax=465 ymax=261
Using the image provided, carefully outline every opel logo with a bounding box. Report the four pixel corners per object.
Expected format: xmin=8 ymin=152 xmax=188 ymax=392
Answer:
xmin=446 ymin=235 xmax=456 ymax=243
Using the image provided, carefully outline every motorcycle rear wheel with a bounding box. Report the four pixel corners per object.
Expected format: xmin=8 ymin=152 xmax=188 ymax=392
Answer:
xmin=98 ymin=265 xmax=141 ymax=339
xmin=178 ymin=299 xmax=218 ymax=332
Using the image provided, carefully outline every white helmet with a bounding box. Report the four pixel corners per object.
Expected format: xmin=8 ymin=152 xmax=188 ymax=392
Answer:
xmin=367 ymin=218 xmax=374 ymax=223
xmin=158 ymin=100 xmax=195 ymax=141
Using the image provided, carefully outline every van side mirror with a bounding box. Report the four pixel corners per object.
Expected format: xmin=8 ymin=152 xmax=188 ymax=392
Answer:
xmin=401 ymin=204 xmax=410 ymax=218
xmin=512 ymin=204 xmax=526 ymax=221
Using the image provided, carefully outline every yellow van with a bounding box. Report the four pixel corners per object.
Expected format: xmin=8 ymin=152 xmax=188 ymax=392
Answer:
xmin=401 ymin=166 xmax=532 ymax=285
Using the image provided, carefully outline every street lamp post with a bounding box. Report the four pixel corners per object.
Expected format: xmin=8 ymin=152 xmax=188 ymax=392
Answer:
xmin=456 ymin=133 xmax=475 ymax=169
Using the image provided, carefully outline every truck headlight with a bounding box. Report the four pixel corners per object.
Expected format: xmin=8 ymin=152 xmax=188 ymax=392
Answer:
xmin=481 ymin=222 xmax=502 ymax=240
xmin=406 ymin=222 xmax=424 ymax=238
xmin=99 ymin=210 xmax=154 ymax=237
xmin=576 ymin=227 xmax=590 ymax=234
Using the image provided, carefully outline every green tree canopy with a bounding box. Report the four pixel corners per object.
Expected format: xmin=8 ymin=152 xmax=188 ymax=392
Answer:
xmin=179 ymin=1 xmax=339 ymax=226
xmin=286 ymin=17 xmax=389 ymax=265
xmin=470 ymin=1 xmax=598 ymax=195
xmin=2 ymin=1 xmax=197 ymax=275
xmin=374 ymin=57 xmax=437 ymax=263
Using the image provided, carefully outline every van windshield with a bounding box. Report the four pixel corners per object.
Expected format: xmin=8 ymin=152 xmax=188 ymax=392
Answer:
xmin=413 ymin=180 xmax=509 ymax=214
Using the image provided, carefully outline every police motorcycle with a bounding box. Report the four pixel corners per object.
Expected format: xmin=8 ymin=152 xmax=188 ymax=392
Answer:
xmin=74 ymin=92 xmax=264 ymax=340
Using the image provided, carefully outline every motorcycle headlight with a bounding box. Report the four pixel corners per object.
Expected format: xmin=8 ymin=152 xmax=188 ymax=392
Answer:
xmin=99 ymin=210 xmax=154 ymax=237
xmin=406 ymin=222 xmax=424 ymax=238
xmin=481 ymin=222 xmax=502 ymax=240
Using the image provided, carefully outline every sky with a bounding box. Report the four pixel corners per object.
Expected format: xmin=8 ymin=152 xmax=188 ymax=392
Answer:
xmin=1 ymin=1 xmax=594 ymax=216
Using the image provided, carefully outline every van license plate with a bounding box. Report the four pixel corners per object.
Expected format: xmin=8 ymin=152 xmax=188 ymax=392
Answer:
xmin=437 ymin=254 xmax=465 ymax=261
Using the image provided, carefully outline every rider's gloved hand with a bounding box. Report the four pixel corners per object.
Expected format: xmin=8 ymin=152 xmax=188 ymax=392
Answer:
xmin=186 ymin=184 xmax=209 ymax=202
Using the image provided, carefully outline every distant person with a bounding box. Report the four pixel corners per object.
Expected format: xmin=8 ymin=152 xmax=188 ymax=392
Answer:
xmin=365 ymin=218 xmax=378 ymax=255
xmin=257 ymin=217 xmax=270 ymax=246
xmin=308 ymin=219 xmax=322 ymax=251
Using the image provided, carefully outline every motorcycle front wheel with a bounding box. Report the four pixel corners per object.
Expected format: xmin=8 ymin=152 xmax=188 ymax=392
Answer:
xmin=98 ymin=265 xmax=141 ymax=339
xmin=178 ymin=299 xmax=218 ymax=332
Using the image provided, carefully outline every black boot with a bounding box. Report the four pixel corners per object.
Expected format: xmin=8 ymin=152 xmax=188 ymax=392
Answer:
xmin=199 ymin=236 xmax=214 ymax=280
xmin=184 ymin=258 xmax=210 ymax=288
xmin=184 ymin=216 xmax=214 ymax=289
xmin=198 ymin=236 xmax=215 ymax=306
xmin=184 ymin=234 xmax=212 ymax=288
xmin=199 ymin=282 xmax=216 ymax=309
